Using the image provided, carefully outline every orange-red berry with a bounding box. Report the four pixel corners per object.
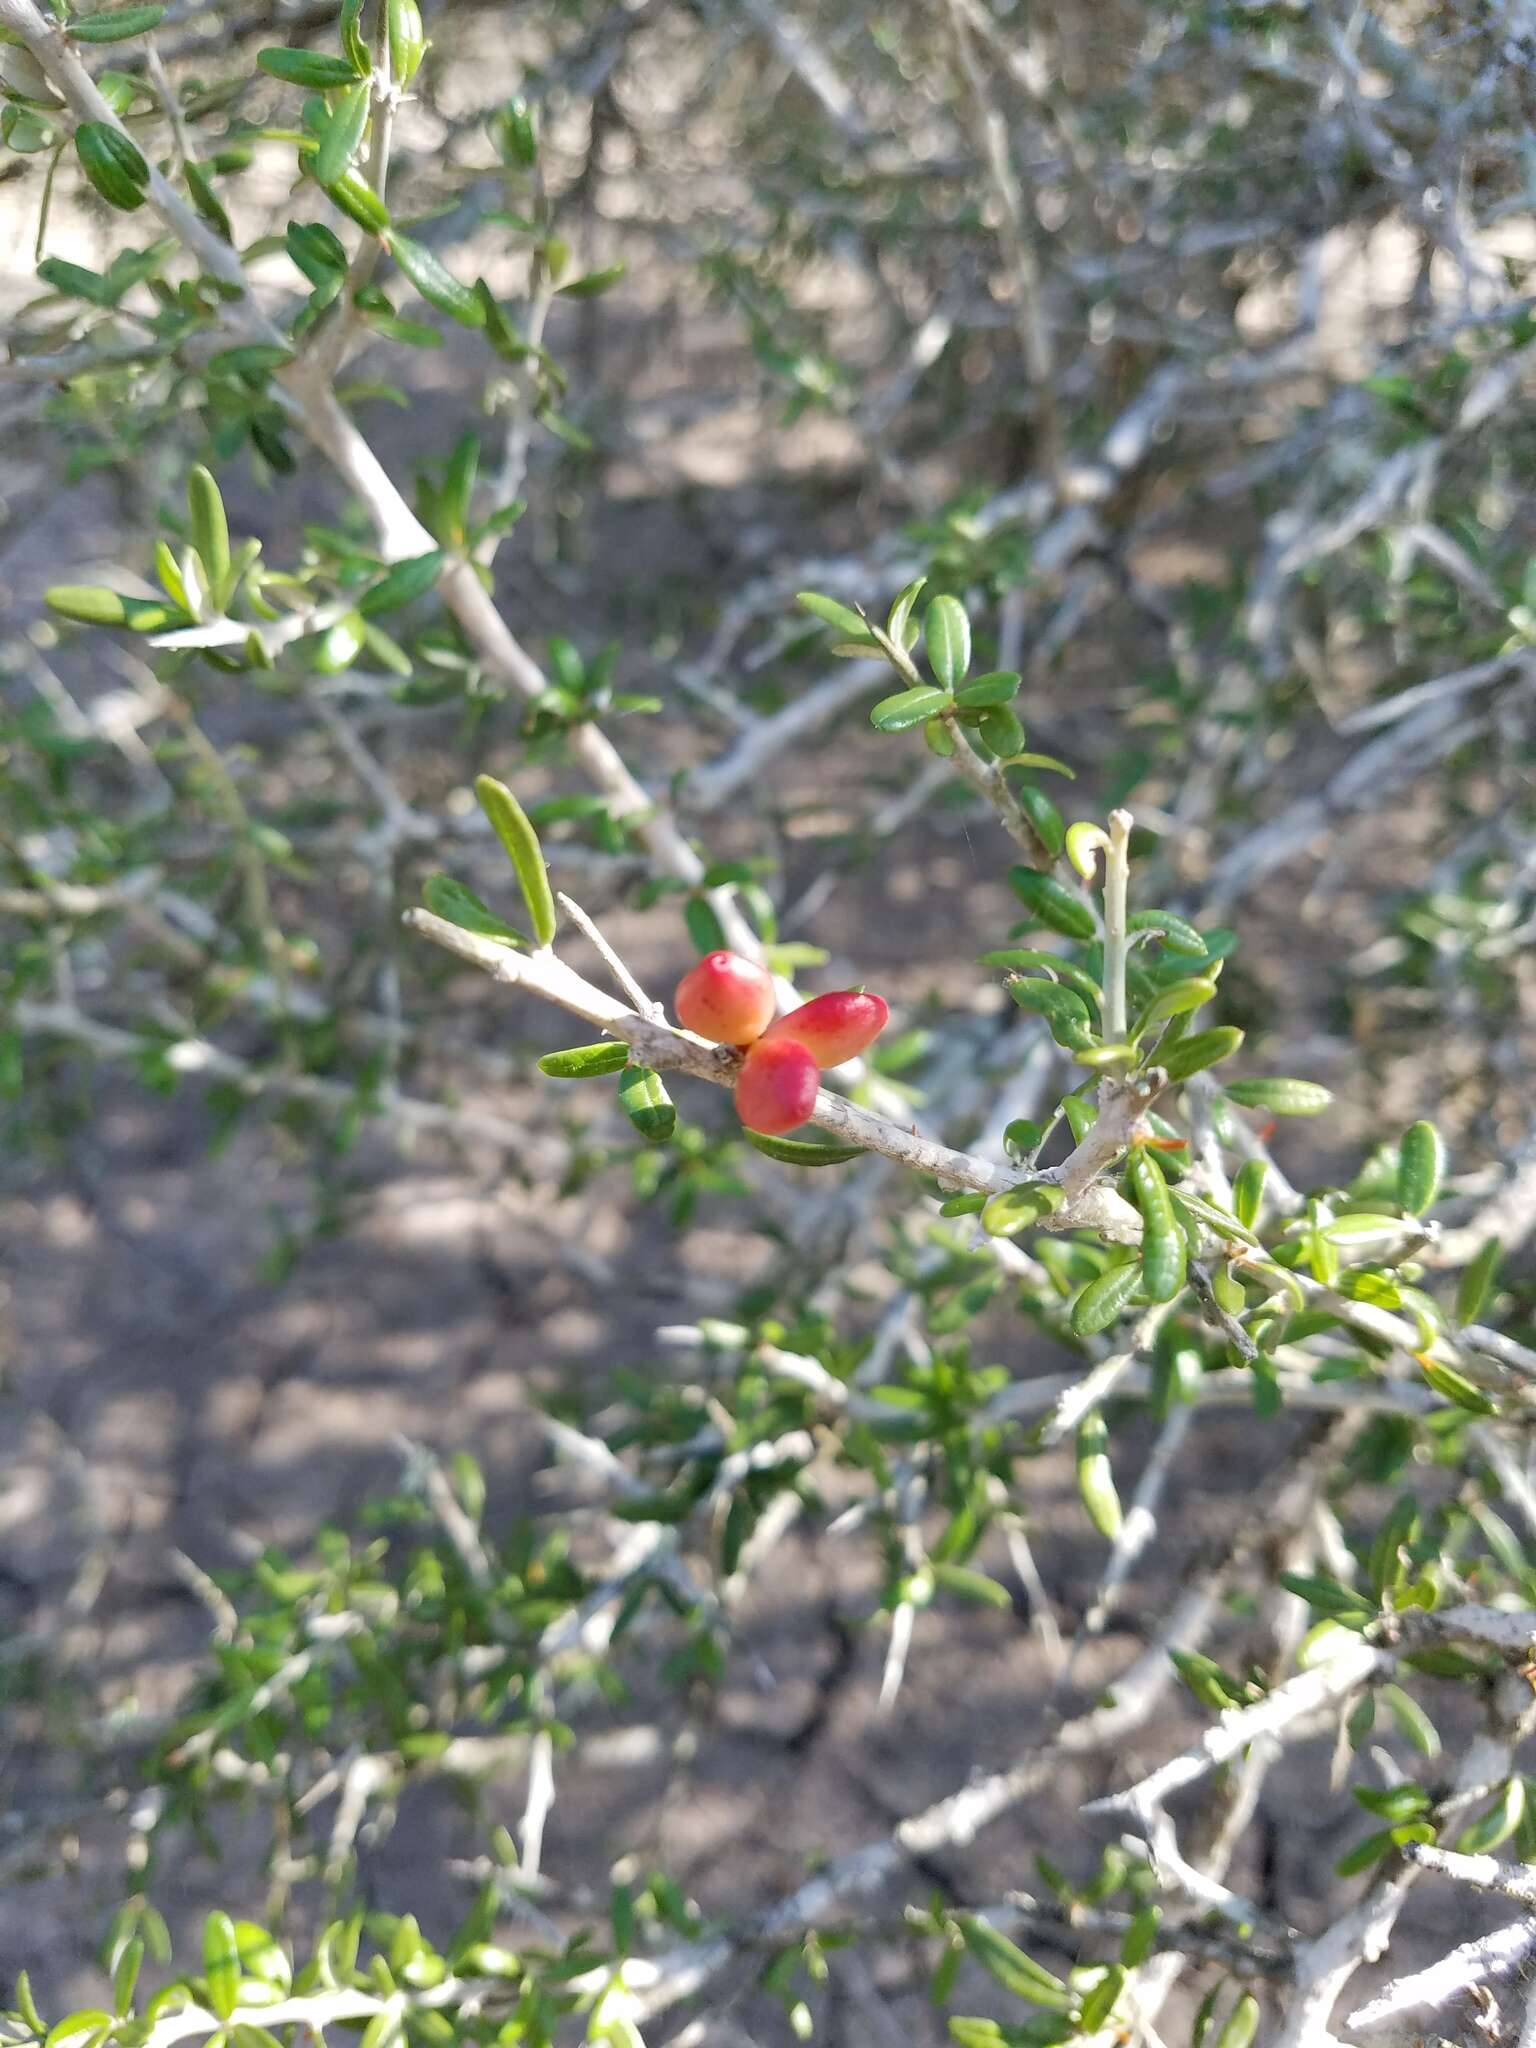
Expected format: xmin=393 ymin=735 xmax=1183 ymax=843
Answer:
xmin=734 ymin=1036 xmax=819 ymax=1135
xmin=763 ymin=989 xmax=889 ymax=1069
xmin=674 ymin=950 xmax=776 ymax=1047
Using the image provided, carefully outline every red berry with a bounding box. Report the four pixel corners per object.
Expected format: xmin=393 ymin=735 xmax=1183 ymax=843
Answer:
xmin=763 ymin=989 xmax=889 ymax=1069
xmin=734 ymin=1036 xmax=819 ymax=1135
xmin=674 ymin=950 xmax=776 ymax=1046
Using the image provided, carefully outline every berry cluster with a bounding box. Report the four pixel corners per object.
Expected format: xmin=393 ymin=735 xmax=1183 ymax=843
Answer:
xmin=673 ymin=953 xmax=889 ymax=1134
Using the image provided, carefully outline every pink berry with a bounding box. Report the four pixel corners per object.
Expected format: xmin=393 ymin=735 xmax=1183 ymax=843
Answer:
xmin=734 ymin=1036 xmax=819 ymax=1135
xmin=763 ymin=989 xmax=890 ymax=1069
xmin=674 ymin=950 xmax=776 ymax=1047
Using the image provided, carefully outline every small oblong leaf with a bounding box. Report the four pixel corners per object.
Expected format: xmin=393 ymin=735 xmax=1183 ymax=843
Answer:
xmin=743 ymin=1130 xmax=866 ymax=1167
xmin=258 ymin=46 xmax=361 ymax=86
xmin=1007 ymin=866 xmax=1096 ymax=941
xmin=955 ymin=670 xmax=1020 ymax=708
xmin=71 ymin=4 xmax=167 ymax=41
xmin=978 ymin=949 xmax=1101 ymax=1007
xmin=1224 ymin=1077 xmax=1333 ymax=1115
xmin=45 ymin=584 xmax=183 ymax=631
xmin=871 ymin=685 xmax=947 ymax=732
xmin=1132 ymin=976 xmax=1218 ymax=1040
xmin=76 ymin=121 xmax=150 ymax=209
xmin=1232 ymin=1158 xmax=1267 ymax=1231
xmin=203 ymin=1912 xmax=240 ymax=2023
xmin=1397 ymin=1120 xmax=1445 ymax=1217
xmin=1128 ymin=908 xmax=1208 ymax=954
xmin=796 ymin=590 xmax=869 ymax=639
xmin=1161 ymin=1025 xmax=1244 ymax=1081
xmin=1015 ymin=783 xmax=1063 ymax=858
xmin=420 ymin=874 xmax=525 ymax=948
xmin=980 ymin=1182 xmax=1063 ymax=1238
xmin=1077 ymin=1409 xmax=1123 ymax=1538
xmin=618 ymin=1064 xmax=675 ymax=1142
xmin=386 ymin=0 xmax=426 ymax=84
xmin=473 ymin=776 xmax=556 ymax=946
xmin=315 ymin=78 xmax=371 ymax=187
xmin=187 ymin=464 xmax=231 ymax=604
xmin=924 ymin=594 xmax=970 ymax=690
xmin=1456 ymin=1236 xmax=1501 ymax=1326
xmin=539 ymin=1042 xmax=629 ymax=1079
xmin=324 ymin=168 xmax=390 ymax=232
xmin=388 ymin=232 xmax=485 ymax=327
xmin=1127 ymin=1146 xmax=1185 ymax=1303
xmin=1072 ymin=1261 xmax=1142 ymax=1338
xmin=956 ymin=1919 xmax=1072 ymax=2011
xmin=358 ymin=549 xmax=443 ymax=615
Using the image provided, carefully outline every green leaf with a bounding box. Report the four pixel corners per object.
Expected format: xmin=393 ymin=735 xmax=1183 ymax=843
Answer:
xmin=871 ymin=685 xmax=947 ymax=732
xmin=1457 ymin=1776 xmax=1525 ymax=1854
xmin=1160 ymin=1026 xmax=1244 ymax=1081
xmin=619 ymin=1064 xmax=675 ymax=1142
xmin=1075 ymin=1409 xmax=1123 ymax=1537
xmin=560 ymin=262 xmax=627 ymax=298
xmin=1456 ymin=1236 xmax=1500 ymax=1326
xmin=956 ymin=1919 xmax=1072 ymax=2011
xmin=1232 ymin=1158 xmax=1267 ymax=1231
xmin=924 ymin=594 xmax=970 ymax=689
xmin=1004 ymin=975 xmax=1095 ymax=1052
xmin=323 ymin=168 xmax=389 ymax=233
xmin=539 ymin=1043 xmax=630 ymax=1079
xmin=70 ymin=4 xmax=167 ymax=41
xmin=187 ymin=465 xmax=231 ymax=606
xmin=1007 ymin=867 xmax=1096 ymax=941
xmin=1213 ymin=1993 xmax=1260 ymax=2048
xmin=978 ymin=704 xmax=1025 ymax=759
xmin=473 ymin=775 xmax=556 ymax=947
xmin=185 ymin=160 xmax=232 ymax=240
xmin=45 ymin=584 xmax=183 ymax=631
xmin=1397 ymin=1120 xmax=1444 ymax=1217
xmin=796 ymin=590 xmax=870 ymax=639
xmin=1131 ymin=977 xmax=1218 ymax=1040
xmin=45 ymin=2012 xmax=113 ymax=2046
xmin=442 ymin=431 xmax=480 ymax=538
xmin=1072 ymin=1261 xmax=1142 ymax=1338
xmin=420 ymin=874 xmax=526 ymax=948
xmin=1418 ymin=1355 xmax=1496 ymax=1416
xmin=1015 ymin=783 xmax=1064 ymax=858
xmin=978 ymin=950 xmax=1101 ymax=1007
xmin=1127 ymin=1147 xmax=1185 ymax=1303
xmin=315 ymin=78 xmax=371 ymax=187
xmin=1173 ymin=1188 xmax=1258 ymax=1247
xmin=286 ymin=217 xmax=348 ymax=284
xmin=257 ymin=46 xmax=361 ymax=86
xmin=36 ymin=257 xmax=115 ymax=304
xmin=743 ymin=1131 xmax=866 ymax=1166
xmin=1279 ymin=1571 xmax=1373 ymax=1624
xmin=111 ymin=1938 xmax=143 ymax=2016
xmin=358 ymin=550 xmax=443 ymax=615
xmin=386 ymin=0 xmax=426 ymax=85
xmin=955 ymin=670 xmax=1020 ymax=708
xmin=886 ymin=575 xmax=925 ymax=646
xmin=1078 ymin=1966 xmax=1126 ymax=2034
xmin=204 ymin=1912 xmax=240 ymax=2023
xmin=930 ymin=1562 xmax=1010 ymax=1607
xmin=1128 ymin=908 xmax=1208 ymax=955
xmin=1224 ymin=1077 xmax=1333 ymax=1116
xmin=1380 ymin=1682 xmax=1441 ymax=1758
xmin=75 ymin=121 xmax=149 ymax=209
xmin=980 ymin=1182 xmax=1062 ymax=1238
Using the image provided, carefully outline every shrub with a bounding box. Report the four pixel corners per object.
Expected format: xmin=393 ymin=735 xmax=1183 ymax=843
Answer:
xmin=2 ymin=3 xmax=1535 ymax=2045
